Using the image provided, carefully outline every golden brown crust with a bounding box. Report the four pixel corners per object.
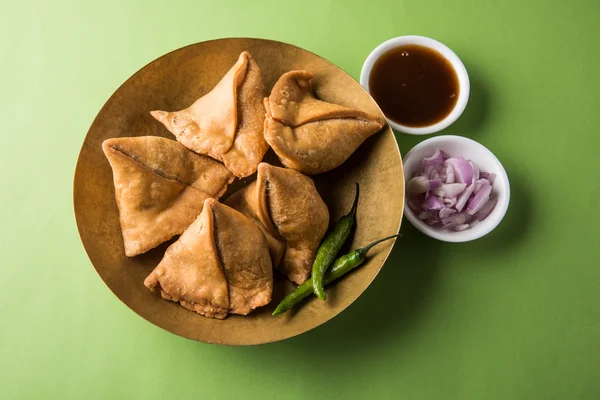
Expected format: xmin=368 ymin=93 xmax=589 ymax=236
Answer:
xmin=226 ymin=163 xmax=329 ymax=284
xmin=144 ymin=199 xmax=273 ymax=319
xmin=211 ymin=200 xmax=273 ymax=315
xmin=144 ymin=201 xmax=230 ymax=319
xmin=102 ymin=136 xmax=234 ymax=257
xmin=151 ymin=52 xmax=268 ymax=178
xmin=264 ymin=70 xmax=385 ymax=175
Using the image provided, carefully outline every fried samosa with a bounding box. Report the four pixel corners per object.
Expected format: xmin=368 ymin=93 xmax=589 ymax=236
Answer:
xmin=102 ymin=136 xmax=234 ymax=257
xmin=144 ymin=198 xmax=273 ymax=319
xmin=151 ymin=51 xmax=268 ymax=178
xmin=225 ymin=163 xmax=329 ymax=284
xmin=263 ymin=70 xmax=385 ymax=175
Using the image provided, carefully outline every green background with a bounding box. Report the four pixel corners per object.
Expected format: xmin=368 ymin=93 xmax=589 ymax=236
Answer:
xmin=2 ymin=0 xmax=599 ymax=398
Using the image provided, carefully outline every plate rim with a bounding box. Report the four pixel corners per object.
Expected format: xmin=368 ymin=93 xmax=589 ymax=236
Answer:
xmin=73 ymin=37 xmax=404 ymax=345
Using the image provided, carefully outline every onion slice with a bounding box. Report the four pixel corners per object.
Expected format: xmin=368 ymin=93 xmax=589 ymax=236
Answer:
xmin=407 ymin=149 xmax=498 ymax=232
xmin=407 ymin=176 xmax=442 ymax=195
xmin=439 ymin=207 xmax=457 ymax=219
xmin=422 ymin=149 xmax=445 ymax=168
xmin=455 ymin=184 xmax=476 ymax=212
xmin=423 ymin=193 xmax=445 ymax=210
xmin=441 ymin=212 xmax=468 ymax=228
xmin=445 ymin=157 xmax=473 ymax=185
xmin=466 ymin=183 xmax=492 ymax=215
xmin=444 ymin=197 xmax=457 ymax=207
xmin=453 ymin=224 xmax=470 ymax=232
xmin=475 ymin=199 xmax=497 ymax=221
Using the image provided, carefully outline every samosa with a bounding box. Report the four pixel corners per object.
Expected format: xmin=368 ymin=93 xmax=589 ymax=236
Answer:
xmin=102 ymin=136 xmax=234 ymax=257
xmin=264 ymin=70 xmax=385 ymax=175
xmin=144 ymin=199 xmax=273 ymax=318
xmin=151 ymin=51 xmax=268 ymax=178
xmin=225 ymin=163 xmax=329 ymax=284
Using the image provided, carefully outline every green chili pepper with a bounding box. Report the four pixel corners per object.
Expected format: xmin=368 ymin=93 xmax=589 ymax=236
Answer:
xmin=273 ymin=234 xmax=399 ymax=316
xmin=311 ymin=183 xmax=360 ymax=301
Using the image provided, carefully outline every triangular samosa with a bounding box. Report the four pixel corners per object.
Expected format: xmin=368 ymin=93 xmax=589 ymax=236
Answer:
xmin=102 ymin=136 xmax=234 ymax=257
xmin=144 ymin=199 xmax=273 ymax=318
xmin=226 ymin=163 xmax=329 ymax=284
xmin=151 ymin=51 xmax=268 ymax=178
xmin=263 ymin=70 xmax=385 ymax=175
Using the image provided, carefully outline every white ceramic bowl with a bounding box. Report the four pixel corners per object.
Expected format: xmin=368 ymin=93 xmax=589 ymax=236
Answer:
xmin=403 ymin=135 xmax=510 ymax=242
xmin=360 ymin=35 xmax=470 ymax=135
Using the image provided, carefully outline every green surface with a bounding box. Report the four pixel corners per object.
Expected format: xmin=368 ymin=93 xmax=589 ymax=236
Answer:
xmin=2 ymin=0 xmax=599 ymax=399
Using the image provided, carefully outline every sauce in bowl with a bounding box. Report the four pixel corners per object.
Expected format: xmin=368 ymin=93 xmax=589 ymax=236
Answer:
xmin=368 ymin=44 xmax=459 ymax=128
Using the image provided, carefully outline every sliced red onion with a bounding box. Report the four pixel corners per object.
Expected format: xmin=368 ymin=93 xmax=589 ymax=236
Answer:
xmin=422 ymin=149 xmax=445 ymax=168
xmin=407 ymin=149 xmax=498 ymax=231
xmin=425 ymin=165 xmax=435 ymax=177
xmin=474 ymin=178 xmax=490 ymax=193
xmin=466 ymin=183 xmax=492 ymax=215
xmin=442 ymin=183 xmax=467 ymax=198
xmin=418 ymin=210 xmax=437 ymax=220
xmin=439 ymin=207 xmax=457 ymax=219
xmin=441 ymin=212 xmax=468 ymax=228
xmin=453 ymin=224 xmax=470 ymax=232
xmin=480 ymin=172 xmax=497 ymax=184
xmin=407 ymin=176 xmax=442 ymax=195
xmin=475 ymin=199 xmax=497 ymax=221
xmin=455 ymin=184 xmax=476 ymax=212
xmin=444 ymin=197 xmax=457 ymax=207
xmin=469 ymin=161 xmax=480 ymax=181
xmin=422 ymin=193 xmax=445 ymax=210
xmin=445 ymin=163 xmax=455 ymax=183
xmin=432 ymin=187 xmax=444 ymax=197
xmin=445 ymin=157 xmax=473 ymax=185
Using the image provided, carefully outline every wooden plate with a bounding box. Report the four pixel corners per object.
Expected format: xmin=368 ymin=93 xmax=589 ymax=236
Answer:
xmin=73 ymin=38 xmax=404 ymax=345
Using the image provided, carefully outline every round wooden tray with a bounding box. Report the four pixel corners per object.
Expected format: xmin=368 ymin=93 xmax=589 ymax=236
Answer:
xmin=74 ymin=38 xmax=404 ymax=345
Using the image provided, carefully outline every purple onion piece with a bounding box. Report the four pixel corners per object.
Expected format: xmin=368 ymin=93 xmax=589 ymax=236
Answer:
xmin=407 ymin=176 xmax=442 ymax=195
xmin=445 ymin=157 xmax=473 ymax=185
xmin=425 ymin=165 xmax=435 ymax=177
xmin=453 ymin=224 xmax=470 ymax=232
xmin=441 ymin=183 xmax=467 ymax=198
xmin=469 ymin=160 xmax=480 ymax=181
xmin=455 ymin=184 xmax=476 ymax=212
xmin=422 ymin=193 xmax=445 ymax=211
xmin=422 ymin=149 xmax=445 ymax=168
xmin=439 ymin=207 xmax=457 ymax=219
xmin=418 ymin=210 xmax=437 ymax=220
xmin=474 ymin=179 xmax=490 ymax=193
xmin=476 ymin=199 xmax=497 ymax=221
xmin=442 ymin=212 xmax=468 ymax=228
xmin=432 ymin=188 xmax=445 ymax=197
xmin=487 ymin=173 xmax=496 ymax=185
xmin=444 ymin=197 xmax=457 ymax=207
xmin=466 ymin=183 xmax=492 ymax=215
xmin=445 ymin=163 xmax=455 ymax=183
